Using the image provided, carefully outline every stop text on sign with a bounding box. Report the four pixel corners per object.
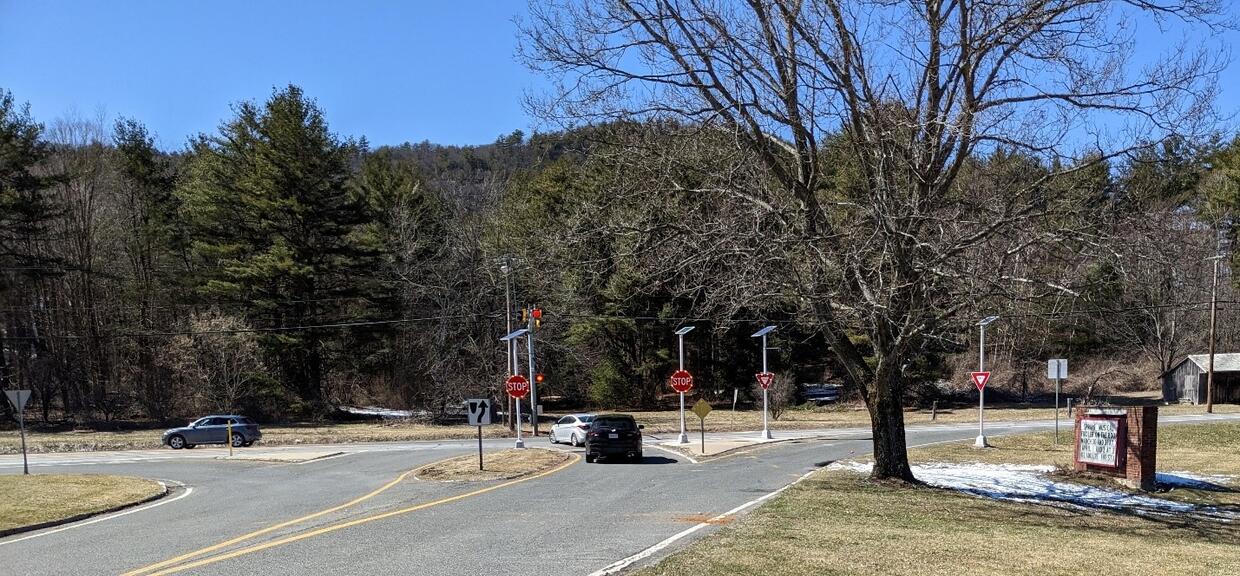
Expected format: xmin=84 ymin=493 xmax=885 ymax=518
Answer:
xmin=669 ymin=369 xmax=694 ymax=393
xmin=506 ymin=375 xmax=530 ymax=399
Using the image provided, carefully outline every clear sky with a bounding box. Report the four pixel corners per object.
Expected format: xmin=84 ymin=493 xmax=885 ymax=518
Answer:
xmin=1 ymin=1 xmax=1238 ymax=150
xmin=0 ymin=0 xmax=539 ymax=149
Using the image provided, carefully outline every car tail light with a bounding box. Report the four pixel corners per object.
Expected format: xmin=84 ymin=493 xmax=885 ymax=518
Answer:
xmin=578 ymin=424 xmax=590 ymax=430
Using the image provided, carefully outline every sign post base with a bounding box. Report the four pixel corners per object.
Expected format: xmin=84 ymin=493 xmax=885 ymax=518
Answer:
xmin=761 ymin=428 xmax=772 ymax=440
xmin=974 ymin=435 xmax=989 ymax=448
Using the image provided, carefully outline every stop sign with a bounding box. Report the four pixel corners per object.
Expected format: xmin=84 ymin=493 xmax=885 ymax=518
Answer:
xmin=506 ymin=374 xmax=530 ymax=399
xmin=669 ymin=369 xmax=694 ymax=393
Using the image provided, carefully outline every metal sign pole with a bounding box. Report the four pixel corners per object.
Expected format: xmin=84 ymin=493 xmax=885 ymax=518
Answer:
xmin=761 ymin=333 xmax=770 ymax=440
xmin=19 ymin=404 xmax=28 ymax=475
xmin=975 ymin=321 xmax=989 ymax=448
xmin=478 ymin=424 xmax=484 ymax=470
xmin=526 ymin=318 xmax=538 ymax=437
xmin=1055 ymin=376 xmax=1061 ymax=446
xmin=678 ymin=333 xmax=687 ymax=444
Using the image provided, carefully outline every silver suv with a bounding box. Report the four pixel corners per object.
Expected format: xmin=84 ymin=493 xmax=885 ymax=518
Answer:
xmin=163 ymin=415 xmax=262 ymax=449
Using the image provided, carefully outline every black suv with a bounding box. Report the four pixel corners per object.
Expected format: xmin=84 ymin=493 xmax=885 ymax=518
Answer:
xmin=585 ymin=414 xmax=644 ymax=463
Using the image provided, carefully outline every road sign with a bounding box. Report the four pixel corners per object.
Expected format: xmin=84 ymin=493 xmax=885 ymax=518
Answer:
xmin=506 ymin=375 xmax=530 ymax=399
xmin=691 ymin=398 xmax=713 ymax=420
xmin=755 ymin=372 xmax=775 ymax=390
xmin=4 ymin=389 xmax=31 ymax=411
xmin=970 ymin=371 xmax=991 ymax=390
xmin=466 ymin=399 xmax=493 ymax=426
xmin=670 ymin=369 xmax=694 ymax=393
xmin=1046 ymin=359 xmax=1067 ymax=379
xmin=5 ymin=390 xmax=31 ymax=475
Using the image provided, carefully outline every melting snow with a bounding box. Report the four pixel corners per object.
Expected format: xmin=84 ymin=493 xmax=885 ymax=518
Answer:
xmin=1156 ymin=471 xmax=1235 ymax=489
xmin=829 ymin=461 xmax=1236 ymax=522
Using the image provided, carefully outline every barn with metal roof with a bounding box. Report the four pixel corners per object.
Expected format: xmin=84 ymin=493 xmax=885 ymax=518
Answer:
xmin=1161 ymin=354 xmax=1240 ymax=404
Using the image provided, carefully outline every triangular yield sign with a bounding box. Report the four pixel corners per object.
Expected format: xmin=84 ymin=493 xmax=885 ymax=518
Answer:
xmin=755 ymin=372 xmax=775 ymax=389
xmin=970 ymin=371 xmax=991 ymax=390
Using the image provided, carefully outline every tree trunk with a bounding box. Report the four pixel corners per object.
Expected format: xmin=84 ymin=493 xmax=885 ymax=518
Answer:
xmin=867 ymin=369 xmax=916 ymax=482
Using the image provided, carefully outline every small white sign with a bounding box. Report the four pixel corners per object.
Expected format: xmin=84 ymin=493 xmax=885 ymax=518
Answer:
xmin=1077 ymin=419 xmax=1120 ymax=466
xmin=465 ymin=399 xmax=492 ymax=426
xmin=1047 ymin=359 xmax=1067 ymax=379
xmin=4 ymin=390 xmax=31 ymax=412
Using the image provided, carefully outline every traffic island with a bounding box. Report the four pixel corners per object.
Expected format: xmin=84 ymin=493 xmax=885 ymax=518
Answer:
xmin=219 ymin=450 xmax=344 ymax=463
xmin=658 ymin=436 xmax=793 ymax=461
xmin=414 ymin=448 xmax=572 ymax=482
xmin=0 ymin=474 xmax=166 ymax=537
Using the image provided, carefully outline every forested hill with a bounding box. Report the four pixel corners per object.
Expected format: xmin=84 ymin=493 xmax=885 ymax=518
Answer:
xmin=2 ymin=84 xmax=1238 ymax=425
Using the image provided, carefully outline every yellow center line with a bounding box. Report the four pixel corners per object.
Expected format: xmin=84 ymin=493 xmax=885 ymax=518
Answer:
xmin=123 ymin=466 xmax=418 ymax=576
xmin=136 ymin=453 xmax=579 ymax=576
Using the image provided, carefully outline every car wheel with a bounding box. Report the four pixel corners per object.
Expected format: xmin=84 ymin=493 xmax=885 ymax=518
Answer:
xmin=571 ymin=433 xmax=581 ymax=447
xmin=167 ymin=435 xmax=185 ymax=449
xmin=231 ymin=433 xmax=246 ymax=448
xmin=586 ymin=454 xmax=596 ymax=463
xmin=549 ymin=431 xmax=558 ymax=444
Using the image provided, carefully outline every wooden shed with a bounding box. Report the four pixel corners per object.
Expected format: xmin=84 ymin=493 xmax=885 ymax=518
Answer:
xmin=1161 ymin=354 xmax=1240 ymax=404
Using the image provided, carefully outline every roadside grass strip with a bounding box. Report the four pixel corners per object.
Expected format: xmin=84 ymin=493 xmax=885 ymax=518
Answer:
xmin=634 ymin=468 xmax=1239 ymax=576
xmin=0 ymin=474 xmax=165 ymax=535
xmin=125 ymin=452 xmax=580 ymax=576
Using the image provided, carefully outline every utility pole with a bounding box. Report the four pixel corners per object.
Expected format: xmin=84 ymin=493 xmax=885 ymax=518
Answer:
xmin=527 ymin=305 xmax=540 ymax=437
xmin=499 ymin=257 xmax=515 ymax=430
xmin=1207 ymin=253 xmax=1223 ymax=413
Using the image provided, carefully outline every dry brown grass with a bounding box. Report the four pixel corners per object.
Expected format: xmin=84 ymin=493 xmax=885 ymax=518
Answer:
xmin=635 ymin=470 xmax=1239 ymax=576
xmin=414 ymin=448 xmax=572 ymax=482
xmin=0 ymin=474 xmax=165 ymax=533
xmin=2 ymin=397 xmax=1234 ymax=455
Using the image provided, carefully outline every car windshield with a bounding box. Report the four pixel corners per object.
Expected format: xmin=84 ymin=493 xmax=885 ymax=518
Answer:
xmin=579 ymin=415 xmax=595 ymax=423
xmin=593 ymin=418 xmax=634 ymax=430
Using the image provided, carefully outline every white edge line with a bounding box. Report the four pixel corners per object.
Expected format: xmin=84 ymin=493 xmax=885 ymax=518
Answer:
xmin=584 ymin=467 xmax=819 ymax=576
xmin=0 ymin=480 xmax=194 ymax=547
xmin=645 ymin=444 xmax=698 ymax=465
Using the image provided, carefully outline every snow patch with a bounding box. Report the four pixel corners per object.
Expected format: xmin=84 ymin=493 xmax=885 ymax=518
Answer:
xmin=338 ymin=406 xmax=418 ymax=419
xmin=828 ymin=461 xmax=1236 ymax=522
xmin=1157 ymin=471 xmax=1235 ymax=489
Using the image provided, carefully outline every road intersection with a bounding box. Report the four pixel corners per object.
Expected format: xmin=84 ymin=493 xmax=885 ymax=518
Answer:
xmin=3 ymin=413 xmax=1237 ymax=575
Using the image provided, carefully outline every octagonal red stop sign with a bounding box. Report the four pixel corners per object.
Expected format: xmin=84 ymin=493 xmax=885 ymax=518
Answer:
xmin=669 ymin=369 xmax=694 ymax=393
xmin=506 ymin=374 xmax=530 ymax=399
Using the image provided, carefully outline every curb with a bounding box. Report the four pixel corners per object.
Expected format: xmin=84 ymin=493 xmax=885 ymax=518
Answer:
xmin=656 ymin=434 xmax=828 ymax=462
xmin=0 ymin=480 xmax=169 ymax=539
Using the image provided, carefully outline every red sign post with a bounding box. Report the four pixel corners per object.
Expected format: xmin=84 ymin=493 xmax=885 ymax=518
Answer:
xmin=669 ymin=369 xmax=694 ymax=393
xmin=970 ymin=371 xmax=990 ymax=391
xmin=506 ymin=374 xmax=530 ymax=399
xmin=755 ymin=372 xmax=775 ymax=390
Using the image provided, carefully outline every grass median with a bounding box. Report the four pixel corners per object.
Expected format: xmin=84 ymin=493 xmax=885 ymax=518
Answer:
xmin=635 ymin=421 xmax=1240 ymax=576
xmin=414 ymin=448 xmax=573 ymax=482
xmin=0 ymin=474 xmax=165 ymax=534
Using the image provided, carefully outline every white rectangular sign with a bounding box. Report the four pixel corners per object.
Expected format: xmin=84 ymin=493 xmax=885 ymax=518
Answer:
xmin=465 ymin=399 xmax=492 ymax=426
xmin=1077 ymin=418 xmax=1120 ymax=466
xmin=1047 ymin=358 xmax=1067 ymax=379
xmin=4 ymin=390 xmax=31 ymax=411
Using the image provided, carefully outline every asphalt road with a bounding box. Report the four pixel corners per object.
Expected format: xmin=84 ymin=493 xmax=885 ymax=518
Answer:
xmin=2 ymin=413 xmax=1236 ymax=576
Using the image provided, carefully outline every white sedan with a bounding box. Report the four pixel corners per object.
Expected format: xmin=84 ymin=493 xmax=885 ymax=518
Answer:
xmin=549 ymin=413 xmax=596 ymax=447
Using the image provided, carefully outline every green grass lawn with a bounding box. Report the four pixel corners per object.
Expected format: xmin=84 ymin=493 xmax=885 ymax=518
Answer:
xmin=0 ymin=474 xmax=165 ymax=533
xmin=635 ymin=420 xmax=1240 ymax=576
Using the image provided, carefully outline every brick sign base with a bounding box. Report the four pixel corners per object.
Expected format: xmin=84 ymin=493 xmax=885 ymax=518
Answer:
xmin=1073 ymin=405 xmax=1158 ymax=491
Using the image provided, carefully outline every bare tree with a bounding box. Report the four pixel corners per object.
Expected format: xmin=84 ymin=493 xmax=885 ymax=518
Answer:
xmin=160 ymin=311 xmax=264 ymax=414
xmin=520 ymin=0 xmax=1226 ymax=480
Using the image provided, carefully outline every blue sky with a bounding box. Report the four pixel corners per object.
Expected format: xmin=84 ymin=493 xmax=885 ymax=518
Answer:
xmin=1 ymin=1 xmax=1238 ymax=150
xmin=0 ymin=1 xmax=539 ymax=149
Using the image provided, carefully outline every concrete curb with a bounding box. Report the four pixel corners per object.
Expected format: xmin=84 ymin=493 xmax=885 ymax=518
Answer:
xmin=0 ymin=479 xmax=169 ymax=539
xmin=657 ymin=434 xmax=827 ymax=462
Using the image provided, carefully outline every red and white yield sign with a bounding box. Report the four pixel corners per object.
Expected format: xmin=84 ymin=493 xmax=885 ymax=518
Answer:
xmin=755 ymin=372 xmax=776 ymax=390
xmin=506 ymin=374 xmax=530 ymax=399
xmin=970 ymin=371 xmax=991 ymax=391
xmin=669 ymin=369 xmax=694 ymax=393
